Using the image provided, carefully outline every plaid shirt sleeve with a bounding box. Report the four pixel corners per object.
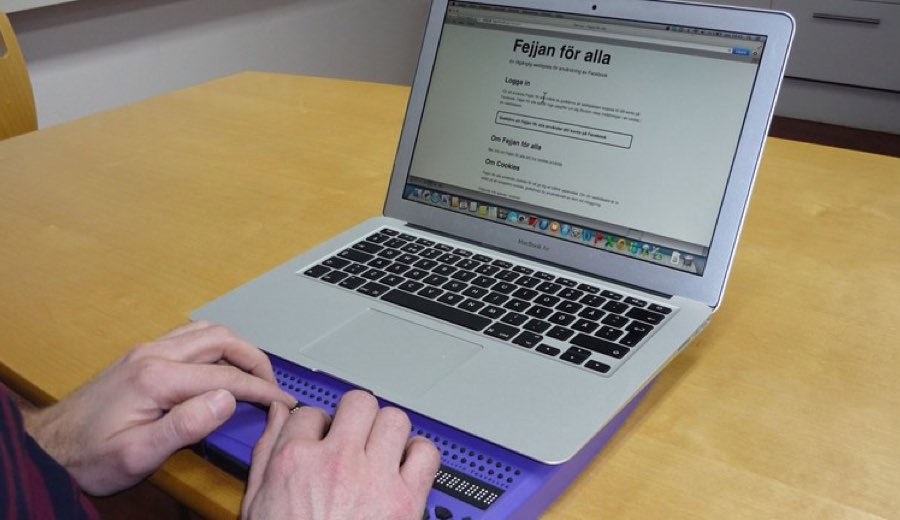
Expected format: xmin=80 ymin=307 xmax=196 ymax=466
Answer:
xmin=0 ymin=383 xmax=100 ymax=520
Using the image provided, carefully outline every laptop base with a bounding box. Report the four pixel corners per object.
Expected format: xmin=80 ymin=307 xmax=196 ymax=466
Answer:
xmin=198 ymin=355 xmax=653 ymax=519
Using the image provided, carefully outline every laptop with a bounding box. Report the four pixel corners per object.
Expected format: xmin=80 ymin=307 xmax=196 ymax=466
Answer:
xmin=193 ymin=0 xmax=793 ymax=465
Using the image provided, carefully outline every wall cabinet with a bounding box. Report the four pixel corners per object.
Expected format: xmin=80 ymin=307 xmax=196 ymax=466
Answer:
xmin=773 ymin=0 xmax=900 ymax=92
xmin=700 ymin=0 xmax=900 ymax=133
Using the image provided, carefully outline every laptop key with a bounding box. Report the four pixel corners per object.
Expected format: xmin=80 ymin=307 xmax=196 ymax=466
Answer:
xmin=580 ymin=294 xmax=606 ymax=307
xmin=462 ymin=286 xmax=488 ymax=299
xmin=557 ymin=301 xmax=583 ymax=314
xmin=561 ymin=346 xmax=591 ymax=365
xmin=321 ymin=270 xmax=349 ymax=284
xmin=437 ymin=293 xmax=465 ymax=306
xmin=504 ymin=298 xmax=530 ymax=312
xmin=577 ymin=283 xmax=600 ymax=294
xmin=620 ymin=330 xmax=648 ymax=347
xmin=338 ymin=248 xmax=373 ymax=263
xmin=515 ymin=276 xmax=541 ymax=288
xmin=423 ymin=274 xmax=449 ymax=286
xmin=484 ymin=323 xmax=519 ymax=341
xmin=377 ymin=248 xmax=403 ymax=260
xmin=536 ymin=282 xmax=563 ymax=295
xmin=547 ymin=326 xmax=574 ymax=341
xmin=398 ymin=280 xmax=424 ymax=293
xmin=451 ymin=270 xmax=477 ymax=282
xmin=495 ymin=270 xmax=520 ymax=282
xmin=357 ymin=282 xmax=389 ymax=298
xmin=420 ymin=248 xmax=443 ymax=260
xmin=303 ymin=265 xmax=330 ymax=278
xmin=361 ymin=268 xmax=386 ymax=280
xmin=558 ymin=288 xmax=584 ymax=301
xmin=493 ymin=282 xmax=516 ymax=294
xmin=380 ymin=274 xmax=404 ymax=287
xmin=344 ymin=263 xmax=367 ymax=275
xmin=418 ymin=286 xmax=443 ymax=300
xmin=626 ymin=307 xmax=666 ymax=325
xmin=511 ymin=287 xmax=538 ymax=301
xmin=479 ymin=306 xmax=505 ymax=320
xmin=339 ymin=276 xmax=367 ymax=290
xmin=526 ymin=305 xmax=553 ymax=319
xmin=536 ymin=344 xmax=561 ymax=357
xmin=322 ymin=256 xmax=351 ymax=269
xmin=524 ymin=319 xmax=552 ymax=333
xmin=500 ymin=312 xmax=528 ymax=326
xmin=572 ymin=319 xmax=599 ymax=334
xmin=433 ymin=264 xmax=457 ymax=276
xmin=368 ymin=257 xmax=392 ymax=269
xmin=353 ymin=241 xmax=384 ymax=254
xmin=512 ymin=331 xmax=542 ymax=348
xmin=459 ymin=299 xmax=485 ymax=312
xmin=584 ymin=360 xmax=611 ymax=374
xmin=572 ymin=334 xmax=630 ymax=359
xmin=601 ymin=314 xmax=629 ymax=328
xmin=549 ymin=312 xmax=576 ymax=327
xmin=578 ymin=307 xmax=605 ymax=322
xmin=601 ymin=290 xmax=623 ymax=301
xmin=597 ymin=326 xmax=624 ymax=341
xmin=602 ymin=300 xmax=629 ymax=314
xmin=382 ymin=289 xmax=490 ymax=331
xmin=649 ymin=303 xmax=673 ymax=315
xmin=484 ymin=292 xmax=509 ymax=305
xmin=535 ymin=294 xmax=560 ymax=308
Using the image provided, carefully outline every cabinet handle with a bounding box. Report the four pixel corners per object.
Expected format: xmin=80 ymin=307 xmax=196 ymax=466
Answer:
xmin=812 ymin=12 xmax=881 ymax=25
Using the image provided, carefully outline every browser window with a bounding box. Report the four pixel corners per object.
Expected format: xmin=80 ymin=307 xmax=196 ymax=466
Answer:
xmin=403 ymin=1 xmax=766 ymax=275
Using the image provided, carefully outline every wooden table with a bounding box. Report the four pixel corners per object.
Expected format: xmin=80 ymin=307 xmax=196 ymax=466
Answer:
xmin=1 ymin=72 xmax=898 ymax=519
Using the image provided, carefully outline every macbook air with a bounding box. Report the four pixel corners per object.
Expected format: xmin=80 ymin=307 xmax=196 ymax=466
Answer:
xmin=193 ymin=0 xmax=793 ymax=464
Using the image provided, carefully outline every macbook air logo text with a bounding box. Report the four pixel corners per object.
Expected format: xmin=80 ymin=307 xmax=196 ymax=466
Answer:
xmin=518 ymin=238 xmax=549 ymax=251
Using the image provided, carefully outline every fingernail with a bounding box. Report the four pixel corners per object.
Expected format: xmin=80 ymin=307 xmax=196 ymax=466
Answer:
xmin=207 ymin=389 xmax=235 ymax=421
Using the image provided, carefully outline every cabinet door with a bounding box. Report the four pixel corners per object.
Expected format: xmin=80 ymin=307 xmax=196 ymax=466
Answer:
xmin=772 ymin=0 xmax=900 ymax=91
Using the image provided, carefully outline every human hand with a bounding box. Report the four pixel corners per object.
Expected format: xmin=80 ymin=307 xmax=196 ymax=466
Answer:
xmin=242 ymin=390 xmax=441 ymax=520
xmin=23 ymin=320 xmax=295 ymax=496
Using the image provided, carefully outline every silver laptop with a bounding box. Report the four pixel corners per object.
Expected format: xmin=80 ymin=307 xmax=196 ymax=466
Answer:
xmin=193 ymin=0 xmax=793 ymax=464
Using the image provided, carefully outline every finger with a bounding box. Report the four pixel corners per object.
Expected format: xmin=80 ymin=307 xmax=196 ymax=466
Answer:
xmin=244 ymin=402 xmax=289 ymax=516
xmin=327 ymin=390 xmax=379 ymax=449
xmin=142 ymin=323 xmax=278 ymax=383
xmin=271 ymin=405 xmax=332 ymax=454
xmin=399 ymin=437 xmax=441 ymax=498
xmin=137 ymin=389 xmax=238 ymax=472
xmin=151 ymin=361 xmax=294 ymax=408
xmin=157 ymin=320 xmax=212 ymax=340
xmin=366 ymin=406 xmax=413 ymax=470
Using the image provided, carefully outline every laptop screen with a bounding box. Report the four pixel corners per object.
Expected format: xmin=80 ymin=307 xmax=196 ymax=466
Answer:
xmin=401 ymin=1 xmax=767 ymax=277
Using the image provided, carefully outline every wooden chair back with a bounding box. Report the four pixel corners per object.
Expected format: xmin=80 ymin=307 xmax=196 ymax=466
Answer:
xmin=1 ymin=11 xmax=37 ymax=140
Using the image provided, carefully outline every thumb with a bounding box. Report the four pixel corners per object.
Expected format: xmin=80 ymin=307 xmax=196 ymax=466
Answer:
xmin=153 ymin=389 xmax=237 ymax=454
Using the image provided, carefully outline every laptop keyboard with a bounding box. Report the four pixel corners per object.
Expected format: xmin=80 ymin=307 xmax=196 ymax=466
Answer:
xmin=301 ymin=227 xmax=674 ymax=376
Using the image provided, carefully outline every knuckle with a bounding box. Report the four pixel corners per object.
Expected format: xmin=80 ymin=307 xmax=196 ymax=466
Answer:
xmin=379 ymin=406 xmax=411 ymax=432
xmin=129 ymin=357 xmax=167 ymax=390
xmin=341 ymin=389 xmax=378 ymax=410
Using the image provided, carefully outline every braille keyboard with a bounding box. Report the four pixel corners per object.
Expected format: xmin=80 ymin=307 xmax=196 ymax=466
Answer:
xmin=301 ymin=227 xmax=675 ymax=376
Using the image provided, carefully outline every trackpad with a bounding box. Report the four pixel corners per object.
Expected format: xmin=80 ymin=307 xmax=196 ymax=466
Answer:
xmin=300 ymin=309 xmax=482 ymax=398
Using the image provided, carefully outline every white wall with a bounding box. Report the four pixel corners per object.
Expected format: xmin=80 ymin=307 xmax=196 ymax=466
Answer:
xmin=9 ymin=0 xmax=431 ymax=128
